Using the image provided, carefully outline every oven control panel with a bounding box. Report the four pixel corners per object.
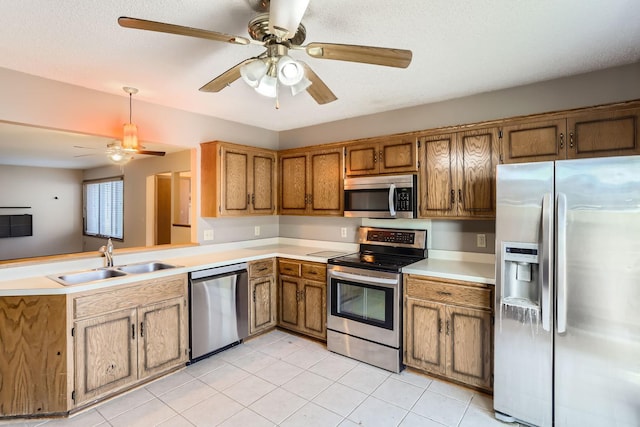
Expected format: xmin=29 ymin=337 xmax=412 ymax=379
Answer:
xmin=367 ymin=230 xmax=415 ymax=244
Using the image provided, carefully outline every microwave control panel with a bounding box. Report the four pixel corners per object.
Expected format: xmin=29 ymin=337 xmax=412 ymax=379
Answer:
xmin=395 ymin=188 xmax=413 ymax=211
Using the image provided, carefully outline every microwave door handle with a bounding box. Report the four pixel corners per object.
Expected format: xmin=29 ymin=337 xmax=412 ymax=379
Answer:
xmin=388 ymin=183 xmax=396 ymax=216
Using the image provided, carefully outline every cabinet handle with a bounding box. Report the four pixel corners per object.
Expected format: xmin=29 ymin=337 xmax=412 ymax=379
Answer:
xmin=450 ymin=189 xmax=455 ymax=205
xmin=437 ymin=291 xmax=452 ymax=296
xmin=140 ymin=322 xmax=144 ymax=338
xmin=253 ymin=289 xmax=256 ymax=303
xmin=304 ymin=194 xmax=308 ymax=204
xmin=569 ymin=131 xmax=575 ymax=149
xmin=559 ymin=132 xmax=564 ymax=149
xmin=252 ymin=194 xmax=255 ymax=205
xmin=379 ymin=150 xmax=383 ymax=162
xmin=446 ymin=320 xmax=450 ymax=336
xmin=438 ymin=319 xmax=443 ymax=333
xmin=373 ymin=152 xmax=377 ymax=163
xmin=458 ymin=189 xmax=463 ymax=204
xmin=131 ymin=324 xmax=135 ymax=339
xmin=257 ymin=267 xmax=268 ymax=272
xmin=247 ymin=194 xmax=250 ymax=205
xmin=308 ymin=194 xmax=313 ymax=205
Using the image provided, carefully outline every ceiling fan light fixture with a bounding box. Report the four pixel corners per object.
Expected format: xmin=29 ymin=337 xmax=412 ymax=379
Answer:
xmin=290 ymin=75 xmax=311 ymax=96
xmin=268 ymin=0 xmax=310 ymax=39
xmin=106 ymin=142 xmax=132 ymax=165
xmin=277 ymin=55 xmax=304 ymax=86
xmin=254 ymin=74 xmax=278 ymax=98
xmin=240 ymin=59 xmax=268 ymax=88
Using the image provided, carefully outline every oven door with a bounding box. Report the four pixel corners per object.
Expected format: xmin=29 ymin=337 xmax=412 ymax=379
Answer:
xmin=327 ymin=265 xmax=400 ymax=348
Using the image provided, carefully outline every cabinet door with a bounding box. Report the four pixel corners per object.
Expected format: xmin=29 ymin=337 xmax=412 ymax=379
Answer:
xmin=138 ymin=297 xmax=188 ymax=380
xmin=567 ymin=107 xmax=640 ymax=159
xmin=379 ymin=136 xmax=418 ymax=174
xmin=250 ymin=276 xmax=277 ymax=335
xmin=445 ymin=305 xmax=492 ymax=390
xmin=301 ymin=280 xmax=326 ymax=340
xmin=456 ymin=128 xmax=499 ymax=217
xmin=0 ymin=295 xmax=67 ymax=416
xmin=418 ymin=133 xmax=457 ymax=217
xmin=501 ymin=118 xmax=567 ymax=163
xmin=278 ymin=276 xmax=301 ymax=331
xmin=74 ymin=308 xmax=137 ymax=404
xmin=220 ymin=145 xmax=250 ymax=215
xmin=404 ymin=297 xmax=446 ymax=376
xmin=251 ymin=152 xmax=276 ymax=214
xmin=345 ymin=142 xmax=379 ymax=176
xmin=280 ymin=154 xmax=309 ymax=214
xmin=309 ymin=148 xmax=343 ymax=215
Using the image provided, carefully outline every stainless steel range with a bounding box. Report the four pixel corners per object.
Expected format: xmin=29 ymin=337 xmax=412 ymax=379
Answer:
xmin=327 ymin=226 xmax=427 ymax=373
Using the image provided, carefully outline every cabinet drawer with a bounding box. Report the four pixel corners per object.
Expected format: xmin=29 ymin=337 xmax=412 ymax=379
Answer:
xmin=249 ymin=259 xmax=274 ymax=278
xmin=302 ymin=263 xmax=326 ymax=281
xmin=278 ymin=259 xmax=301 ymax=277
xmin=406 ymin=277 xmax=492 ymax=310
xmin=74 ymin=275 xmax=187 ymax=319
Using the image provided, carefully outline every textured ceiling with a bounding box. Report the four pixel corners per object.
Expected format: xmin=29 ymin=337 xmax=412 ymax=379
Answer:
xmin=0 ymin=0 xmax=639 ymax=134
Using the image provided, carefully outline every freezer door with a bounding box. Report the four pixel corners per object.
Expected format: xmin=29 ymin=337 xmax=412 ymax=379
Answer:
xmin=555 ymin=156 xmax=640 ymax=427
xmin=494 ymin=161 xmax=554 ymax=427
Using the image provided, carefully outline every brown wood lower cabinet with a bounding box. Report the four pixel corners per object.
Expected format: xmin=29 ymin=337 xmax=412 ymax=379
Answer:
xmin=404 ymin=274 xmax=493 ymax=392
xmin=248 ymin=258 xmax=277 ymax=335
xmin=0 ymin=295 xmax=68 ymax=416
xmin=72 ymin=275 xmax=188 ymax=406
xmin=277 ymin=258 xmax=327 ymax=340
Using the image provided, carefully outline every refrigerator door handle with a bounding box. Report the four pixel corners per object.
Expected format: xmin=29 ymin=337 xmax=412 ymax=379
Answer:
xmin=557 ymin=192 xmax=568 ymax=334
xmin=541 ymin=193 xmax=553 ymax=332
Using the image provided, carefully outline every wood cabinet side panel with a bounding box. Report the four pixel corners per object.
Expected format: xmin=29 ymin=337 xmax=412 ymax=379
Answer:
xmin=0 ymin=295 xmax=67 ymax=416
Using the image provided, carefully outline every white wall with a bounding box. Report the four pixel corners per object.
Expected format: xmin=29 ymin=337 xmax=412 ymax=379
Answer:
xmin=83 ymin=150 xmax=192 ymax=251
xmin=0 ymin=165 xmax=83 ymax=260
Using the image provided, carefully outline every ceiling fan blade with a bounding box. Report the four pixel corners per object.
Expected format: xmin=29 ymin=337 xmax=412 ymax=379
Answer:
xmin=136 ymin=150 xmax=166 ymax=156
xmin=199 ymin=58 xmax=255 ymax=92
xmin=300 ymin=62 xmax=337 ymax=105
xmin=305 ymin=42 xmax=412 ymax=68
xmin=269 ymin=0 xmax=310 ymax=39
xmin=118 ymin=17 xmax=253 ymax=46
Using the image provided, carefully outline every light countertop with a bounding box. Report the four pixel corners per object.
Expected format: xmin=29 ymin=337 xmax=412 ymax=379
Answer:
xmin=403 ymin=258 xmax=495 ymax=285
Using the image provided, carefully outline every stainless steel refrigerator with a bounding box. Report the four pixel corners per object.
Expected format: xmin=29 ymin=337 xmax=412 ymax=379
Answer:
xmin=494 ymin=155 xmax=640 ymax=427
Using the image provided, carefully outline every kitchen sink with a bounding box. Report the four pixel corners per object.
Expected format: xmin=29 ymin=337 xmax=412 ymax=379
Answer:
xmin=52 ymin=268 xmax=128 ymax=286
xmin=116 ymin=261 xmax=178 ymax=274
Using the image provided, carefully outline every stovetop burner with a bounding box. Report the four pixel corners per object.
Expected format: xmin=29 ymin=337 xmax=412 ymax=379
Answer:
xmin=328 ymin=226 xmax=427 ymax=273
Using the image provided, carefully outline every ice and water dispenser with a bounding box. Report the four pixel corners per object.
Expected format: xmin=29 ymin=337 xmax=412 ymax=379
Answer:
xmin=501 ymin=242 xmax=540 ymax=309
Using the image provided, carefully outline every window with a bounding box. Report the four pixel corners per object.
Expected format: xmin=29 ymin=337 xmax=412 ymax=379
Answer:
xmin=83 ymin=176 xmax=124 ymax=239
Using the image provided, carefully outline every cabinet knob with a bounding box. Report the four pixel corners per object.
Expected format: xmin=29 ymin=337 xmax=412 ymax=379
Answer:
xmin=569 ymin=131 xmax=575 ymax=149
xmin=559 ymin=132 xmax=565 ymax=149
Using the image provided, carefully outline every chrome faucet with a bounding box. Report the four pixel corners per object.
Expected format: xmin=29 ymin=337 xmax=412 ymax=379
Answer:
xmin=99 ymin=238 xmax=114 ymax=267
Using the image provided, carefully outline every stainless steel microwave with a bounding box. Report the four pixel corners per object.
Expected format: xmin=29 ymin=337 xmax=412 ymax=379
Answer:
xmin=344 ymin=174 xmax=417 ymax=219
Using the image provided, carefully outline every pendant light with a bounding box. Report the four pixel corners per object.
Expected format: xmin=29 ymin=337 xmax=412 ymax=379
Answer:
xmin=122 ymin=86 xmax=139 ymax=152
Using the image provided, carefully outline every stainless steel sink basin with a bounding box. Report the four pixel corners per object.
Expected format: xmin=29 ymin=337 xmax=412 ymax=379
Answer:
xmin=52 ymin=268 xmax=127 ymax=286
xmin=116 ymin=261 xmax=178 ymax=274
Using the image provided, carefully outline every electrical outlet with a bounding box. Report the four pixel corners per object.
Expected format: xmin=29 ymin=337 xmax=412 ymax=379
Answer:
xmin=203 ymin=229 xmax=214 ymax=241
xmin=341 ymin=227 xmax=348 ymax=238
xmin=476 ymin=234 xmax=487 ymax=248
xmin=254 ymin=226 xmax=260 ymax=236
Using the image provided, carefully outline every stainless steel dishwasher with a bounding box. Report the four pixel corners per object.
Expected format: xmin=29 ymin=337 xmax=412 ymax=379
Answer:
xmin=188 ymin=263 xmax=249 ymax=363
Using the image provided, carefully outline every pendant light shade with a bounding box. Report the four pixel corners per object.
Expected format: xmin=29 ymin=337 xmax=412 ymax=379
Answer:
xmin=108 ymin=86 xmax=139 ymax=165
xmin=122 ymin=122 xmax=138 ymax=152
xmin=277 ymin=55 xmax=304 ymax=86
xmin=268 ymin=0 xmax=310 ymax=39
xmin=107 ymin=141 xmax=132 ymax=165
xmin=240 ymin=59 xmax=268 ymax=88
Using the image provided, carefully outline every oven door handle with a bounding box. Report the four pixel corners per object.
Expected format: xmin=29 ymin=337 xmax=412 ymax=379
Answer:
xmin=330 ymin=270 xmax=398 ymax=286
xmin=388 ymin=183 xmax=396 ymax=217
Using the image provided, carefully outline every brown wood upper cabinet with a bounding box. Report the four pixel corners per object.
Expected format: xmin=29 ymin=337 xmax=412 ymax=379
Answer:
xmin=501 ymin=106 xmax=640 ymax=163
xmin=345 ymin=135 xmax=418 ymax=176
xmin=201 ymin=141 xmax=277 ymax=217
xmin=279 ymin=146 xmax=343 ymax=216
xmin=418 ymin=127 xmax=499 ymax=218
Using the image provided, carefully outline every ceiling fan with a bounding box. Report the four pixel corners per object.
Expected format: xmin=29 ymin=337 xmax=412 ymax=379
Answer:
xmin=118 ymin=0 xmax=412 ymax=105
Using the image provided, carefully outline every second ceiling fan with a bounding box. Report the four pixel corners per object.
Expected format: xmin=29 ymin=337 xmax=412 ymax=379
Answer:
xmin=118 ymin=0 xmax=412 ymax=105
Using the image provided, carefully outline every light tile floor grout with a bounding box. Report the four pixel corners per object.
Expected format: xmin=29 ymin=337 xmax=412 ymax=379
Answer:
xmin=1 ymin=330 xmax=520 ymax=427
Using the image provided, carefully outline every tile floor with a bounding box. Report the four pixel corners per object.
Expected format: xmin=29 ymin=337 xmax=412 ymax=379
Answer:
xmin=1 ymin=330 xmax=518 ymax=427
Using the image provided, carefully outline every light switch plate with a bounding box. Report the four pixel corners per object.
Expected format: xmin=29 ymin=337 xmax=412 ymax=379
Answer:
xmin=254 ymin=226 xmax=260 ymax=236
xmin=203 ymin=229 xmax=214 ymax=241
xmin=476 ymin=234 xmax=486 ymax=248
xmin=341 ymin=227 xmax=347 ymax=238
